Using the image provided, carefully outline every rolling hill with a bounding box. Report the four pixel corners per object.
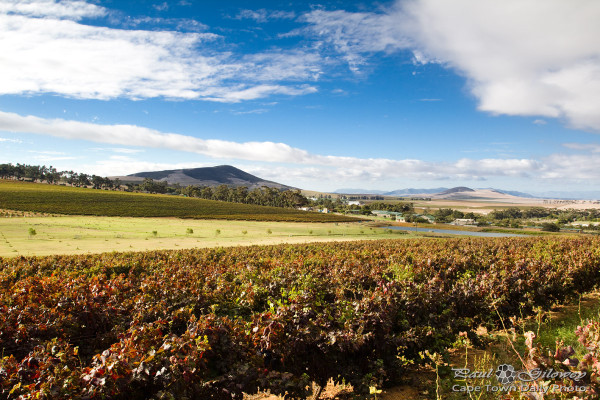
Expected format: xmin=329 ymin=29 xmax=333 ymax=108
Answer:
xmin=0 ymin=180 xmax=357 ymax=222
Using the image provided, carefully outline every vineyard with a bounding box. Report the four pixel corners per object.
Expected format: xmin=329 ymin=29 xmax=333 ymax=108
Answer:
xmin=0 ymin=181 xmax=357 ymax=223
xmin=2 ymin=237 xmax=600 ymax=399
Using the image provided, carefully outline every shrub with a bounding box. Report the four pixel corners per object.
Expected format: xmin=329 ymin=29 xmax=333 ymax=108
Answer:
xmin=541 ymin=222 xmax=560 ymax=232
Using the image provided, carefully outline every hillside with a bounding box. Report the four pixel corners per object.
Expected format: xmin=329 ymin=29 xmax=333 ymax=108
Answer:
xmin=0 ymin=181 xmax=357 ymax=222
xmin=112 ymin=165 xmax=292 ymax=189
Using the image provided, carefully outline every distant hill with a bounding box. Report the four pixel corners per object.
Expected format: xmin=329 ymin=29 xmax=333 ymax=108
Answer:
xmin=438 ymin=187 xmax=475 ymax=196
xmin=334 ymin=188 xmax=448 ymax=195
xmin=334 ymin=186 xmax=541 ymax=200
xmin=334 ymin=189 xmax=387 ymax=194
xmin=111 ymin=165 xmax=293 ymax=190
xmin=431 ymin=187 xmax=540 ymax=201
xmin=385 ymin=188 xmax=448 ymax=196
xmin=333 ymin=186 xmax=600 ymax=201
xmin=491 ymin=189 xmax=537 ymax=198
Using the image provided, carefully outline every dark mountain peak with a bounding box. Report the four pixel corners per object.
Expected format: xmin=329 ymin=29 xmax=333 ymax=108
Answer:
xmin=181 ymin=165 xmax=263 ymax=184
xmin=124 ymin=165 xmax=292 ymax=189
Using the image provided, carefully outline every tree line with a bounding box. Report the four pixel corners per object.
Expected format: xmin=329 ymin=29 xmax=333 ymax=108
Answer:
xmin=0 ymin=163 xmax=121 ymax=189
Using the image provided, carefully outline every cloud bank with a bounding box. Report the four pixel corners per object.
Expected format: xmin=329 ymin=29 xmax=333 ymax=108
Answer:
xmin=2 ymin=110 xmax=599 ymax=182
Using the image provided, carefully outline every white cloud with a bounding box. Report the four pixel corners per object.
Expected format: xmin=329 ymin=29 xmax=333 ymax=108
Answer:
xmin=153 ymin=2 xmax=168 ymax=12
xmin=295 ymin=8 xmax=410 ymax=72
xmin=541 ymin=154 xmax=600 ymax=180
xmin=0 ymin=0 xmax=106 ymax=20
xmin=201 ymin=84 xmax=317 ymax=103
xmin=25 ymin=150 xmax=77 ymax=162
xmin=112 ymin=148 xmax=145 ymax=154
xmin=82 ymin=160 xmax=211 ymax=177
xmin=4 ymin=109 xmax=599 ymax=182
xmin=0 ymin=137 xmax=22 ymax=143
xmin=232 ymin=109 xmax=269 ymax=115
xmin=29 ymin=150 xmax=66 ymax=155
xmin=0 ymin=1 xmax=320 ymax=102
xmin=235 ymin=9 xmax=295 ymax=23
xmin=0 ymin=110 xmax=314 ymax=163
xmin=300 ymin=0 xmax=600 ymax=131
xmin=89 ymin=147 xmax=145 ymax=154
xmin=240 ymin=51 xmax=323 ymax=82
xmin=33 ymin=155 xmax=78 ymax=162
xmin=563 ymin=143 xmax=600 ymax=153
xmin=125 ymin=16 xmax=209 ymax=32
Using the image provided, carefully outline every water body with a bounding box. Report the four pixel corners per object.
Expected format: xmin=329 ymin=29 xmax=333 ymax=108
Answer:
xmin=386 ymin=226 xmax=527 ymax=238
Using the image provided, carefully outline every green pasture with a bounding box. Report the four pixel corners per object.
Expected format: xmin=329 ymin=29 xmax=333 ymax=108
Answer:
xmin=0 ymin=215 xmax=413 ymax=257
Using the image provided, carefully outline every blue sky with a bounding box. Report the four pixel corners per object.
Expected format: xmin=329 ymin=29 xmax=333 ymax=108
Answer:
xmin=1 ymin=0 xmax=600 ymax=193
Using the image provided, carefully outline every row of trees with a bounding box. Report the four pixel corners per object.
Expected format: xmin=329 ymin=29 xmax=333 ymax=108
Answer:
xmin=0 ymin=163 xmax=121 ymax=189
xmin=178 ymin=183 xmax=308 ymax=208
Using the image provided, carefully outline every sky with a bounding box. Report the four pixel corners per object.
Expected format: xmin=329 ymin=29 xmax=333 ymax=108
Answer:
xmin=1 ymin=0 xmax=600 ymax=194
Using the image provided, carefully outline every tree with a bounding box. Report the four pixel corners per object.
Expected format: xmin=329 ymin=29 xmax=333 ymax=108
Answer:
xmin=195 ymin=186 xmax=210 ymax=199
xmin=45 ymin=166 xmax=61 ymax=184
xmin=212 ymin=185 xmax=230 ymax=201
xmin=91 ymin=175 xmax=105 ymax=189
xmin=77 ymin=173 xmax=91 ymax=187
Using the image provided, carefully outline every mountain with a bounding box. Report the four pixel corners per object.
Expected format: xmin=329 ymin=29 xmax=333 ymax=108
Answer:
xmin=111 ymin=165 xmax=293 ymax=190
xmin=437 ymin=187 xmax=475 ymax=196
xmin=334 ymin=189 xmax=388 ymax=194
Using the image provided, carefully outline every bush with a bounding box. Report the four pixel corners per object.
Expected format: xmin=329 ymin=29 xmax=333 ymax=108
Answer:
xmin=541 ymin=222 xmax=560 ymax=232
xmin=186 ymin=228 xmax=194 ymax=234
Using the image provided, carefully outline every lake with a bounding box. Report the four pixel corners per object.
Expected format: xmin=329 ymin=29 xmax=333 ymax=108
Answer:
xmin=386 ymin=226 xmax=527 ymax=237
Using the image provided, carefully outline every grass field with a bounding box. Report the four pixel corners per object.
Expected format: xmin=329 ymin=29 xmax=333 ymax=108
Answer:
xmin=0 ymin=180 xmax=358 ymax=222
xmin=0 ymin=215 xmax=412 ymax=257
